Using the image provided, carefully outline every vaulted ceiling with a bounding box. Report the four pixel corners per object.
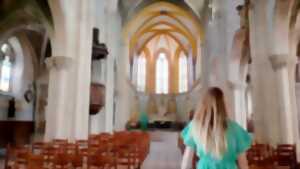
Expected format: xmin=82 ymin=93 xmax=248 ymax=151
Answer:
xmin=118 ymin=0 xmax=207 ymax=19
xmin=0 ymin=0 xmax=53 ymax=34
xmin=123 ymin=1 xmax=204 ymax=64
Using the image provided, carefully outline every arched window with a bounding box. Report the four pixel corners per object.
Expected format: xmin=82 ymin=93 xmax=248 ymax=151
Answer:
xmin=156 ymin=52 xmax=168 ymax=94
xmin=137 ymin=56 xmax=146 ymax=91
xmin=179 ymin=55 xmax=188 ymax=93
xmin=0 ymin=44 xmax=12 ymax=92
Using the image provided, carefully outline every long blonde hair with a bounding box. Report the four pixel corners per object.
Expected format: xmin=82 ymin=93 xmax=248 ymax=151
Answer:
xmin=192 ymin=87 xmax=228 ymax=159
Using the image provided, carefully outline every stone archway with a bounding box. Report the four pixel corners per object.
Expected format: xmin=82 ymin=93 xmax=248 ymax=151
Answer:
xmin=122 ymin=0 xmax=204 ymax=127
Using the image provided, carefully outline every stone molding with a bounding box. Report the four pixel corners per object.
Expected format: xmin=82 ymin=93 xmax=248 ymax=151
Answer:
xmin=45 ymin=56 xmax=73 ymax=70
xmin=269 ymin=54 xmax=289 ymax=70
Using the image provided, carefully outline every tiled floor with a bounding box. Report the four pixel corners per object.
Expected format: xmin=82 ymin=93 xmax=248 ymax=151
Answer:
xmin=142 ymin=131 xmax=182 ymax=169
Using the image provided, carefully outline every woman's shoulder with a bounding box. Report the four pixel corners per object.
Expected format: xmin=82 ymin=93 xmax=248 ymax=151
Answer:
xmin=227 ymin=119 xmax=248 ymax=134
xmin=227 ymin=119 xmax=242 ymax=128
xmin=227 ymin=120 xmax=253 ymax=154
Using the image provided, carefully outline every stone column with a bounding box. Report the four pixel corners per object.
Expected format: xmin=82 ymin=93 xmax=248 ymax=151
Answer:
xmin=270 ymin=54 xmax=298 ymax=144
xmin=114 ymin=39 xmax=131 ymax=130
xmin=104 ymin=28 xmax=115 ymax=133
xmin=248 ymin=0 xmax=281 ymax=144
xmin=45 ymin=0 xmax=93 ymax=141
xmin=104 ymin=9 xmax=123 ymax=132
xmin=229 ymin=82 xmax=247 ymax=129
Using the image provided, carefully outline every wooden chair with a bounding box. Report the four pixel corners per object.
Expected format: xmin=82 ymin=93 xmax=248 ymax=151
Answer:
xmin=129 ymin=131 xmax=150 ymax=168
xmin=249 ymin=164 xmax=274 ymax=169
xmin=276 ymin=144 xmax=297 ymax=169
xmin=65 ymin=143 xmax=77 ymax=154
xmin=10 ymin=152 xmax=45 ymax=169
xmin=247 ymin=144 xmax=273 ymax=166
xmin=27 ymin=153 xmax=45 ymax=169
xmin=112 ymin=134 xmax=138 ymax=169
xmin=52 ymin=139 xmax=68 ymax=149
xmin=4 ymin=144 xmax=11 ymax=169
xmin=70 ymin=153 xmax=84 ymax=169
xmin=53 ymin=152 xmax=71 ymax=169
xmin=76 ymin=140 xmax=88 ymax=148
xmin=98 ymin=133 xmax=113 ymax=143
xmin=32 ymin=141 xmax=48 ymax=155
xmin=15 ymin=146 xmax=30 ymax=167
xmin=88 ymin=148 xmax=117 ymax=169
xmin=53 ymin=139 xmax=68 ymax=144
xmin=42 ymin=145 xmax=60 ymax=166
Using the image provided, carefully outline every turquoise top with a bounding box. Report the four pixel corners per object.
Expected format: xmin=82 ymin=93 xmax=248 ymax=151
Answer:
xmin=181 ymin=120 xmax=252 ymax=169
xmin=139 ymin=112 xmax=149 ymax=130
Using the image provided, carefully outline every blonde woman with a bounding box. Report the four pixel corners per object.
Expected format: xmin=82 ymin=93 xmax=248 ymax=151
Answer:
xmin=181 ymin=87 xmax=251 ymax=169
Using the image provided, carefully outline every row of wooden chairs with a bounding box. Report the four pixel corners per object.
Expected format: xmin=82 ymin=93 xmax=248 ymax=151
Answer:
xmin=247 ymin=143 xmax=298 ymax=169
xmin=5 ymin=131 xmax=150 ymax=169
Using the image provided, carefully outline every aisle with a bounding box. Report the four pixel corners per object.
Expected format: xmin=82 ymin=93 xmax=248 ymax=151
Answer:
xmin=142 ymin=131 xmax=182 ymax=169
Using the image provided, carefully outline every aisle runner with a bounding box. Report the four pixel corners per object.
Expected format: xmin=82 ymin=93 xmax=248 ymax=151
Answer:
xmin=142 ymin=131 xmax=182 ymax=169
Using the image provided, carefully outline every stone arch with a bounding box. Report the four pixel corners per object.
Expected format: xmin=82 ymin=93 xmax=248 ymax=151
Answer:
xmin=273 ymin=0 xmax=296 ymax=55
xmin=290 ymin=10 xmax=300 ymax=60
xmin=123 ymin=0 xmax=204 ymax=93
xmin=47 ymin=1 xmax=67 ymax=56
xmin=124 ymin=0 xmax=204 ymax=35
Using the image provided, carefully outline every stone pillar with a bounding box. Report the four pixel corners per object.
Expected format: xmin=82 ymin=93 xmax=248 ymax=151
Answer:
xmin=248 ymin=0 xmax=281 ymax=144
xmin=114 ymin=39 xmax=131 ymax=130
xmin=104 ymin=9 xmax=123 ymax=132
xmin=104 ymin=53 xmax=114 ymax=133
xmin=45 ymin=0 xmax=93 ymax=141
xmin=229 ymin=82 xmax=247 ymax=129
xmin=270 ymin=54 xmax=298 ymax=144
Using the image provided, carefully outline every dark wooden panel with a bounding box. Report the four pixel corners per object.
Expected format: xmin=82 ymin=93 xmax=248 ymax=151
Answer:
xmin=90 ymin=83 xmax=105 ymax=115
xmin=0 ymin=121 xmax=34 ymax=147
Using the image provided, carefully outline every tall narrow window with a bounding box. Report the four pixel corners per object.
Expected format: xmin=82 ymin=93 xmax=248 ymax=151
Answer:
xmin=156 ymin=52 xmax=168 ymax=94
xmin=0 ymin=44 xmax=12 ymax=92
xmin=0 ymin=56 xmax=12 ymax=92
xmin=179 ymin=55 xmax=188 ymax=92
xmin=137 ymin=57 xmax=146 ymax=91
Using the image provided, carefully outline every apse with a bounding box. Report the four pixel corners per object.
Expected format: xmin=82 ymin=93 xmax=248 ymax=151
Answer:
xmin=126 ymin=1 xmax=203 ymax=95
xmin=123 ymin=1 xmax=204 ymax=127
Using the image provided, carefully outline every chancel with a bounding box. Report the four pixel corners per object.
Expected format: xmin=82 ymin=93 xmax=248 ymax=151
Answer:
xmin=0 ymin=0 xmax=300 ymax=169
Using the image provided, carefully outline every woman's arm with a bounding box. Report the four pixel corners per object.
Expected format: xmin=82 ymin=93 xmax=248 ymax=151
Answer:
xmin=237 ymin=153 xmax=249 ymax=169
xmin=181 ymin=147 xmax=195 ymax=169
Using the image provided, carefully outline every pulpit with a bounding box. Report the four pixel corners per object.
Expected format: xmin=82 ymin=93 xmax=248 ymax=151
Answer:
xmin=89 ymin=28 xmax=108 ymax=115
xmin=90 ymin=83 xmax=105 ymax=115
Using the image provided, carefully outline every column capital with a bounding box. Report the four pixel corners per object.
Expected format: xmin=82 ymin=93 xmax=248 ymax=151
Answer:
xmin=45 ymin=56 xmax=73 ymax=70
xmin=269 ymin=54 xmax=289 ymax=70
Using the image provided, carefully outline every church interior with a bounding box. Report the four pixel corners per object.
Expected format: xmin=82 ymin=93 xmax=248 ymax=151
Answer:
xmin=0 ymin=0 xmax=300 ymax=168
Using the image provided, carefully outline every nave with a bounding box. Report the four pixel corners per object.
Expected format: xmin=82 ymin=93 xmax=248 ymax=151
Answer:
xmin=1 ymin=0 xmax=300 ymax=168
xmin=142 ymin=131 xmax=182 ymax=169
